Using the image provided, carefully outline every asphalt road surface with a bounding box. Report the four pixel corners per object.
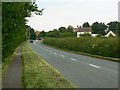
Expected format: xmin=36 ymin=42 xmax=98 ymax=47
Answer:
xmin=29 ymin=41 xmax=118 ymax=88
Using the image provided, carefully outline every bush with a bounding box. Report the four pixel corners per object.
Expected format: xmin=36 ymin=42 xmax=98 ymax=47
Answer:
xmin=43 ymin=37 xmax=119 ymax=58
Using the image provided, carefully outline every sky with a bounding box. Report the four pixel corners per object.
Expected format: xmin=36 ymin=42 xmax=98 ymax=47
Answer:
xmin=26 ymin=0 xmax=119 ymax=32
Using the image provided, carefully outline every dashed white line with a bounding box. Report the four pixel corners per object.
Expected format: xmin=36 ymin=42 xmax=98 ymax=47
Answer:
xmin=70 ymin=58 xmax=77 ymax=61
xmin=54 ymin=52 xmax=57 ymax=54
xmin=89 ymin=64 xmax=101 ymax=69
xmin=61 ymin=55 xmax=64 ymax=57
xmin=49 ymin=51 xmax=52 ymax=52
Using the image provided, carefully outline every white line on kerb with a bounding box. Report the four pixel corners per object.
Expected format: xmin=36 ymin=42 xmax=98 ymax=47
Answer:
xmin=89 ymin=64 xmax=101 ymax=69
xmin=61 ymin=55 xmax=64 ymax=57
xmin=70 ymin=58 xmax=77 ymax=61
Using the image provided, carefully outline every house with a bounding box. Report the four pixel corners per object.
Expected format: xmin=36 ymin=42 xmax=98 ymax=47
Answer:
xmin=35 ymin=31 xmax=41 ymax=37
xmin=91 ymin=34 xmax=98 ymax=37
xmin=105 ymin=31 xmax=116 ymax=37
xmin=73 ymin=25 xmax=92 ymax=37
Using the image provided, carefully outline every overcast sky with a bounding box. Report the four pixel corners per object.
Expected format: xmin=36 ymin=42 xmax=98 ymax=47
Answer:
xmin=27 ymin=0 xmax=119 ymax=32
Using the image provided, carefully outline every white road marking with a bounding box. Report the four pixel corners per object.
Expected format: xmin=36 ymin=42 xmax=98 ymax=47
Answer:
xmin=70 ymin=58 xmax=77 ymax=61
xmin=61 ymin=55 xmax=64 ymax=57
xmin=49 ymin=51 xmax=52 ymax=52
xmin=89 ymin=64 xmax=101 ymax=69
xmin=54 ymin=52 xmax=57 ymax=54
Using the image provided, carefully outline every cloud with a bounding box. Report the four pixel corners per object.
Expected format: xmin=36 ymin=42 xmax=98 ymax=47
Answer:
xmin=27 ymin=1 xmax=118 ymax=31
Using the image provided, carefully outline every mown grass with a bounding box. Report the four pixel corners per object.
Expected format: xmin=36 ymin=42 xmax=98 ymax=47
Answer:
xmin=43 ymin=37 xmax=120 ymax=62
xmin=21 ymin=42 xmax=75 ymax=88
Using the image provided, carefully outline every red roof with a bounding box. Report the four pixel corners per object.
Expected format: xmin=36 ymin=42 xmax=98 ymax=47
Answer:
xmin=74 ymin=26 xmax=92 ymax=32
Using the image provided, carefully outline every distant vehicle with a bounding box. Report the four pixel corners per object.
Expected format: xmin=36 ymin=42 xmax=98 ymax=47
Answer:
xmin=30 ymin=40 xmax=34 ymax=43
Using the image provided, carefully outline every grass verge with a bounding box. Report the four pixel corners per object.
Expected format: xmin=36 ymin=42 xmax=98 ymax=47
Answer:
xmin=21 ymin=42 xmax=75 ymax=88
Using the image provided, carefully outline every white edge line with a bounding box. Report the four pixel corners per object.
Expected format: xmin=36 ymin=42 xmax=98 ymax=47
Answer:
xmin=89 ymin=64 xmax=100 ymax=69
xmin=70 ymin=58 xmax=77 ymax=61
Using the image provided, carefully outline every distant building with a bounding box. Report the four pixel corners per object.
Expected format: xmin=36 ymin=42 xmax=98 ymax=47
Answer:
xmin=91 ymin=34 xmax=98 ymax=37
xmin=73 ymin=25 xmax=92 ymax=37
xmin=35 ymin=31 xmax=41 ymax=37
xmin=105 ymin=31 xmax=116 ymax=37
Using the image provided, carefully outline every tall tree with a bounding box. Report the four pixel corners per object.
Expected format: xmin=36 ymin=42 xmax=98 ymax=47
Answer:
xmin=30 ymin=28 xmax=36 ymax=40
xmin=58 ymin=27 xmax=66 ymax=33
xmin=38 ymin=30 xmax=46 ymax=38
xmin=66 ymin=25 xmax=74 ymax=33
xmin=107 ymin=21 xmax=119 ymax=34
xmin=91 ymin=22 xmax=99 ymax=34
xmin=99 ymin=22 xmax=108 ymax=35
xmin=82 ymin=22 xmax=90 ymax=27
xmin=2 ymin=2 xmax=43 ymax=61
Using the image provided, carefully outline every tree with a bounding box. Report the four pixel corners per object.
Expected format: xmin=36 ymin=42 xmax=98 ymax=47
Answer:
xmin=30 ymin=28 xmax=36 ymax=40
xmin=38 ymin=30 xmax=46 ymax=38
xmin=66 ymin=25 xmax=74 ymax=33
xmin=82 ymin=22 xmax=90 ymax=27
xmin=107 ymin=21 xmax=119 ymax=34
xmin=58 ymin=27 xmax=66 ymax=33
xmin=99 ymin=22 xmax=108 ymax=35
xmin=92 ymin=22 xmax=107 ymax=35
xmin=2 ymin=2 xmax=43 ymax=61
xmin=116 ymin=22 xmax=120 ymax=37
xmin=91 ymin=22 xmax=99 ymax=34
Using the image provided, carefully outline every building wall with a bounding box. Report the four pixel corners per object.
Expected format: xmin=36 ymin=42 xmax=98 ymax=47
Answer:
xmin=77 ymin=32 xmax=92 ymax=37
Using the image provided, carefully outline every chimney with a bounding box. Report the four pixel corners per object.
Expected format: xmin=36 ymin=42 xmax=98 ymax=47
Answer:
xmin=77 ymin=25 xmax=79 ymax=28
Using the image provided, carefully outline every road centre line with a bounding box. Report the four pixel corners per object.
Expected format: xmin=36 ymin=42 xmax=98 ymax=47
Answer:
xmin=61 ymin=55 xmax=65 ymax=57
xmin=49 ymin=51 xmax=52 ymax=52
xmin=89 ymin=64 xmax=101 ymax=69
xmin=70 ymin=58 xmax=77 ymax=61
xmin=54 ymin=52 xmax=57 ymax=54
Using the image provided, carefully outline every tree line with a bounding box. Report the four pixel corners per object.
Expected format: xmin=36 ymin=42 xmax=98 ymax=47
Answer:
xmin=37 ymin=21 xmax=119 ymax=38
xmin=2 ymin=2 xmax=43 ymax=61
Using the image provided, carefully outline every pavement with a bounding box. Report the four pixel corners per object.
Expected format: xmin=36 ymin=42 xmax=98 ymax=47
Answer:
xmin=29 ymin=41 xmax=118 ymax=88
xmin=2 ymin=47 xmax=22 ymax=88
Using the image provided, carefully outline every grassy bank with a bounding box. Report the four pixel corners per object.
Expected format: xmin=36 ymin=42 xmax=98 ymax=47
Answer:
xmin=21 ymin=42 xmax=75 ymax=88
xmin=43 ymin=37 xmax=120 ymax=62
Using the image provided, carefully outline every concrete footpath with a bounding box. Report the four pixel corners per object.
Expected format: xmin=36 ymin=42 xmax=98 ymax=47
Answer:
xmin=2 ymin=47 xmax=22 ymax=88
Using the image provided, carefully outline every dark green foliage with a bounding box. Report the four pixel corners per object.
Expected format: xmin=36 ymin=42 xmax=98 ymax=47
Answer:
xmin=38 ymin=30 xmax=46 ymax=38
xmin=107 ymin=21 xmax=119 ymax=34
xmin=2 ymin=2 xmax=42 ymax=61
xmin=116 ymin=22 xmax=120 ymax=37
xmin=116 ymin=22 xmax=120 ymax=58
xmin=99 ymin=23 xmax=108 ymax=35
xmin=82 ymin=22 xmax=90 ymax=27
xmin=91 ymin=22 xmax=100 ymax=34
xmin=30 ymin=28 xmax=36 ymax=40
xmin=46 ymin=30 xmax=60 ymax=38
xmin=43 ymin=37 xmax=119 ymax=58
xmin=45 ymin=26 xmax=76 ymax=38
xmin=92 ymin=22 xmax=107 ymax=35
xmin=58 ymin=27 xmax=66 ymax=33
xmin=66 ymin=25 xmax=74 ymax=33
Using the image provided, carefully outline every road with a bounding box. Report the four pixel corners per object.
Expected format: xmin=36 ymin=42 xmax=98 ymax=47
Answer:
xmin=29 ymin=41 xmax=118 ymax=88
